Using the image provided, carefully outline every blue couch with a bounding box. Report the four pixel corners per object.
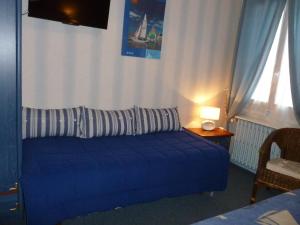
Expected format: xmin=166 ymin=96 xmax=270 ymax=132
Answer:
xmin=21 ymin=131 xmax=229 ymax=225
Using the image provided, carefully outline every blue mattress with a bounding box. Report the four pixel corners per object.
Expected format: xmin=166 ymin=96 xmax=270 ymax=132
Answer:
xmin=21 ymin=131 xmax=229 ymax=225
xmin=192 ymin=189 xmax=300 ymax=225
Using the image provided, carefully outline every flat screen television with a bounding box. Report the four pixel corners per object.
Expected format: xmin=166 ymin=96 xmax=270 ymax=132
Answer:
xmin=28 ymin=0 xmax=111 ymax=29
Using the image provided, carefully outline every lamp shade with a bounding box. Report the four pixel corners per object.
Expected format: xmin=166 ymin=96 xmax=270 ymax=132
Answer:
xmin=200 ymin=106 xmax=220 ymax=121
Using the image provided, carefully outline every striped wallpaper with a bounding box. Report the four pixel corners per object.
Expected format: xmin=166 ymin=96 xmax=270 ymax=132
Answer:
xmin=22 ymin=0 xmax=242 ymax=127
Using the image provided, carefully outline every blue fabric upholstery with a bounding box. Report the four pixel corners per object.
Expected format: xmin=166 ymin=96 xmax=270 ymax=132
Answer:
xmin=81 ymin=107 xmax=135 ymax=138
xmin=192 ymin=189 xmax=300 ymax=225
xmin=21 ymin=131 xmax=229 ymax=225
xmin=135 ymin=106 xmax=181 ymax=135
xmin=22 ymin=107 xmax=82 ymax=139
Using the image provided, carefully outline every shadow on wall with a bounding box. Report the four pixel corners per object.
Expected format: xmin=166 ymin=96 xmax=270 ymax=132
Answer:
xmin=22 ymin=0 xmax=242 ymax=128
xmin=177 ymin=89 xmax=229 ymax=128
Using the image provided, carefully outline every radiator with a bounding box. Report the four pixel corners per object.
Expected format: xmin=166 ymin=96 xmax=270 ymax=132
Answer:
xmin=229 ymin=117 xmax=281 ymax=173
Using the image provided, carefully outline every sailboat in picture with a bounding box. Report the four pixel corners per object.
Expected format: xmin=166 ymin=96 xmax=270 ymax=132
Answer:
xmin=122 ymin=0 xmax=166 ymax=59
xmin=130 ymin=14 xmax=148 ymax=43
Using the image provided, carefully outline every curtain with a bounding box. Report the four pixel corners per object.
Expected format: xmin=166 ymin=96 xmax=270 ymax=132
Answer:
xmin=288 ymin=0 xmax=300 ymax=125
xmin=228 ymin=0 xmax=286 ymax=119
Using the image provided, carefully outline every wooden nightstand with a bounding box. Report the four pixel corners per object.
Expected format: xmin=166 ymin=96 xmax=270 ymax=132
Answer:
xmin=185 ymin=127 xmax=234 ymax=150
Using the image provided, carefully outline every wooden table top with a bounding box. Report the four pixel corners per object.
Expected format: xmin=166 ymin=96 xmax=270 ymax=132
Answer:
xmin=184 ymin=127 xmax=234 ymax=137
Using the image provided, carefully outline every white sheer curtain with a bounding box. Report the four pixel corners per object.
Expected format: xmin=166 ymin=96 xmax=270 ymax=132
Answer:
xmin=241 ymin=7 xmax=299 ymax=128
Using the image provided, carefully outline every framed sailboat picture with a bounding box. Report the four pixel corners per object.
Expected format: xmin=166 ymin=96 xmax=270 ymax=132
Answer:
xmin=121 ymin=0 xmax=166 ymax=59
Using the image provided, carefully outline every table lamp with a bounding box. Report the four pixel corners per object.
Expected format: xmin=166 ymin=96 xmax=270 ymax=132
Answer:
xmin=200 ymin=106 xmax=220 ymax=131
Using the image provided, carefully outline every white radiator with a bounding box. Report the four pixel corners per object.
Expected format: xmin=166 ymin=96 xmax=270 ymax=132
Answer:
xmin=229 ymin=117 xmax=281 ymax=173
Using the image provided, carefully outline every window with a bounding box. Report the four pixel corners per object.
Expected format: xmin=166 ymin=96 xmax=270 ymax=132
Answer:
xmin=251 ymin=8 xmax=293 ymax=108
xmin=243 ymin=7 xmax=298 ymax=128
xmin=274 ymin=31 xmax=293 ymax=107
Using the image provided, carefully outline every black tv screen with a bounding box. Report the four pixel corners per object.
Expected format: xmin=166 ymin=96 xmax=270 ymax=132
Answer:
xmin=28 ymin=0 xmax=111 ymax=29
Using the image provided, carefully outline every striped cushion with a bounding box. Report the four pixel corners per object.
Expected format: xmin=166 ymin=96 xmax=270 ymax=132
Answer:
xmin=135 ymin=106 xmax=181 ymax=135
xmin=81 ymin=107 xmax=135 ymax=138
xmin=22 ymin=107 xmax=82 ymax=139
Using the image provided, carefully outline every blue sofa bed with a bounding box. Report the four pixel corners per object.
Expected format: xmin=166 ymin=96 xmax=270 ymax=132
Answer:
xmin=21 ymin=131 xmax=229 ymax=225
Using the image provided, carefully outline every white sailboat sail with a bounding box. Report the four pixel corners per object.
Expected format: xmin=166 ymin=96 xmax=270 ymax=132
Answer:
xmin=134 ymin=14 xmax=147 ymax=40
xmin=134 ymin=23 xmax=142 ymax=39
xmin=139 ymin=14 xmax=147 ymax=39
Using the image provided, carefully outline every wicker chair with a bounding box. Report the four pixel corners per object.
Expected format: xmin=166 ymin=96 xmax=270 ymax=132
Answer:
xmin=250 ymin=128 xmax=300 ymax=203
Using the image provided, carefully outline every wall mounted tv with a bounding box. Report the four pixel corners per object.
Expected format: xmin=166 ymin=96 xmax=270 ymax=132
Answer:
xmin=28 ymin=0 xmax=111 ymax=29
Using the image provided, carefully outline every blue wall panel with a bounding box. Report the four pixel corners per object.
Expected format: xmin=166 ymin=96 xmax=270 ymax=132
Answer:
xmin=0 ymin=0 xmax=21 ymax=192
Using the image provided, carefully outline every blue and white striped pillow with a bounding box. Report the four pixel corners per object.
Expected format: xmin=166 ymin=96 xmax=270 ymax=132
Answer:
xmin=22 ymin=107 xmax=82 ymax=139
xmin=135 ymin=106 xmax=182 ymax=135
xmin=81 ymin=107 xmax=135 ymax=138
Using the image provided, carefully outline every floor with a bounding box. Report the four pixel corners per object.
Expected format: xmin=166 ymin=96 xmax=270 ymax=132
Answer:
xmin=62 ymin=164 xmax=280 ymax=225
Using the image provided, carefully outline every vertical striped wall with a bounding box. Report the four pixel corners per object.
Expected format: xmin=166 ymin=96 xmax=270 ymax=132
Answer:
xmin=22 ymin=0 xmax=242 ymax=127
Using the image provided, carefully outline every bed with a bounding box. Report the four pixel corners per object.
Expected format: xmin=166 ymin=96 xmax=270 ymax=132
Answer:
xmin=192 ymin=189 xmax=300 ymax=225
xmin=21 ymin=131 xmax=229 ymax=225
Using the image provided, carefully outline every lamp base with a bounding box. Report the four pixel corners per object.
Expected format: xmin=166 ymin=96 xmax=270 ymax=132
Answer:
xmin=201 ymin=120 xmax=216 ymax=131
